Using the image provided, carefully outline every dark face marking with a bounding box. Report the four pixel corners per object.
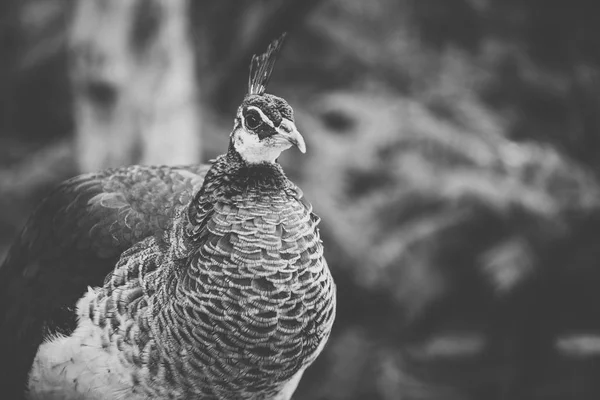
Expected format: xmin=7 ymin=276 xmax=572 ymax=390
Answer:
xmin=242 ymin=107 xmax=276 ymax=140
xmin=241 ymin=94 xmax=294 ymax=128
xmin=244 ymin=109 xmax=262 ymax=129
xmin=241 ymin=94 xmax=294 ymax=140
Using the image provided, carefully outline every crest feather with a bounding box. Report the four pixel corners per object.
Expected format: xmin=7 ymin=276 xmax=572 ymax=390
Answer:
xmin=248 ymin=33 xmax=287 ymax=96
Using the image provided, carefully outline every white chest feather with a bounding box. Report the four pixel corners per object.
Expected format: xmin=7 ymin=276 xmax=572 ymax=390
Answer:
xmin=27 ymin=289 xmax=145 ymax=400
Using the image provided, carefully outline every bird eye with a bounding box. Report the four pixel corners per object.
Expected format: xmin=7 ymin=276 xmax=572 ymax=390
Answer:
xmin=245 ymin=112 xmax=262 ymax=130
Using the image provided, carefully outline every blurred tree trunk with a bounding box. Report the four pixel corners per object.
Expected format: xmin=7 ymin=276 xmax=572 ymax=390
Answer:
xmin=69 ymin=0 xmax=201 ymax=172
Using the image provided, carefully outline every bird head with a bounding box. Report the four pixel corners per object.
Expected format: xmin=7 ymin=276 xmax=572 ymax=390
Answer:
xmin=230 ymin=34 xmax=306 ymax=164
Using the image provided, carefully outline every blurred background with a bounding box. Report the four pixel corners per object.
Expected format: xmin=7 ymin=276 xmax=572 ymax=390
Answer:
xmin=3 ymin=0 xmax=600 ymax=399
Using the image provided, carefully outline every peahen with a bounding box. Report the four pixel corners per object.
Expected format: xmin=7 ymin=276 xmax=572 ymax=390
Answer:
xmin=0 ymin=35 xmax=336 ymax=400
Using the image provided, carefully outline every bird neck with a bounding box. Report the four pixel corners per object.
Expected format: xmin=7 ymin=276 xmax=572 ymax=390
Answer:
xmin=208 ymin=147 xmax=293 ymax=196
xmin=184 ymin=149 xmax=299 ymax=249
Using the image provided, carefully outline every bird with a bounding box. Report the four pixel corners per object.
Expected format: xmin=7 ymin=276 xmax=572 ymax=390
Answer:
xmin=0 ymin=34 xmax=336 ymax=400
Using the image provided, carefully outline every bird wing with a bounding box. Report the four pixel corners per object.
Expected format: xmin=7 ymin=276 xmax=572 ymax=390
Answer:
xmin=0 ymin=163 xmax=209 ymax=397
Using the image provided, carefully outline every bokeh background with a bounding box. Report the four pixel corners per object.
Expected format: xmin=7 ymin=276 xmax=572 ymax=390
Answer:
xmin=3 ymin=0 xmax=600 ymax=399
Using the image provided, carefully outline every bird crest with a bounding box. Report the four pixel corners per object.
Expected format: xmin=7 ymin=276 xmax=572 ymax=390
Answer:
xmin=248 ymin=33 xmax=287 ymax=96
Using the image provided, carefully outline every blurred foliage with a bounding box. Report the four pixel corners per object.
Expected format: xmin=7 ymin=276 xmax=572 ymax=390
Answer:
xmin=412 ymin=0 xmax=600 ymax=171
xmin=295 ymin=91 xmax=600 ymax=399
xmin=3 ymin=0 xmax=600 ymax=398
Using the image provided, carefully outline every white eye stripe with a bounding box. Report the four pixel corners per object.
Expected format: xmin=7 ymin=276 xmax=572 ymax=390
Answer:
xmin=246 ymin=106 xmax=275 ymax=128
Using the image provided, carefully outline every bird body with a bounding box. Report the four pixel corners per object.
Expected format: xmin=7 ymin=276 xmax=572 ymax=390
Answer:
xmin=0 ymin=35 xmax=335 ymax=400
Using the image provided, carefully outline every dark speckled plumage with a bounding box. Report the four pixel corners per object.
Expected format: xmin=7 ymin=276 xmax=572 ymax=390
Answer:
xmin=242 ymin=94 xmax=295 ymax=128
xmin=0 ymin=164 xmax=209 ymax=397
xmin=0 ymin=37 xmax=335 ymax=400
xmin=86 ymin=150 xmax=336 ymax=399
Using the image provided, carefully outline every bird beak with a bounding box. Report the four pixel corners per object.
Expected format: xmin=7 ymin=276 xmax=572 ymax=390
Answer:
xmin=275 ymin=119 xmax=306 ymax=153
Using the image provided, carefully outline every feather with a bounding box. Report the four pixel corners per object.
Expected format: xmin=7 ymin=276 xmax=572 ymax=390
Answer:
xmin=248 ymin=33 xmax=287 ymax=96
xmin=2 ymin=48 xmax=336 ymax=398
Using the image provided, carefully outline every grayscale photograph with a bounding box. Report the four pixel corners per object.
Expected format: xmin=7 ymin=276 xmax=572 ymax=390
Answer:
xmin=1 ymin=1 xmax=599 ymax=399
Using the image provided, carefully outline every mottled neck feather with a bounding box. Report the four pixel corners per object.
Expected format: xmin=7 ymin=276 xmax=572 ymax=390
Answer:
xmin=216 ymin=145 xmax=292 ymax=194
xmin=184 ymin=148 xmax=298 ymax=244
